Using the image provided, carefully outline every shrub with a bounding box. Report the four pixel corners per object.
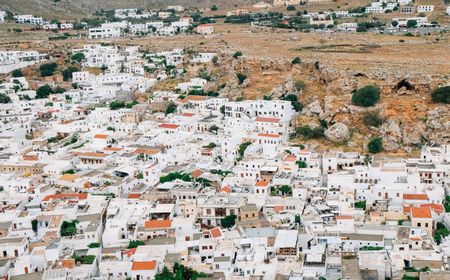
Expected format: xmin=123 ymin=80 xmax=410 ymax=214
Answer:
xmin=87 ymin=242 xmax=100 ymax=248
xmin=352 ymin=85 xmax=381 ymax=107
xmin=283 ymin=94 xmax=302 ymax=112
xmin=210 ymin=4 xmax=218 ymax=11
xmin=287 ymin=5 xmax=296 ymax=11
xmin=36 ymin=84 xmax=54 ymax=99
xmin=236 ymin=73 xmax=247 ymax=84
xmin=62 ymin=66 xmax=79 ymax=81
xmin=128 ymin=240 xmax=145 ymax=249
xmin=294 ymin=80 xmax=305 ymax=91
xmin=367 ymin=137 xmax=383 ymax=153
xmin=11 ymin=69 xmax=23 ymax=77
xmin=232 ymin=51 xmax=243 ymax=59
xmin=71 ymin=52 xmax=85 ymax=63
xmin=362 ymin=110 xmax=384 ymax=127
xmin=407 ymin=19 xmax=417 ymax=28
xmin=296 ymin=125 xmax=324 ymax=139
xmin=221 ymin=215 xmax=237 ymax=228
xmin=0 ymin=93 xmax=11 ymax=104
xmin=165 ymin=102 xmax=177 ymax=115
xmin=39 ymin=62 xmax=58 ymax=77
xmin=431 ymin=86 xmax=450 ymax=104
xmin=60 ymin=220 xmax=78 ymax=236
xmin=291 ymin=57 xmax=301 ymax=64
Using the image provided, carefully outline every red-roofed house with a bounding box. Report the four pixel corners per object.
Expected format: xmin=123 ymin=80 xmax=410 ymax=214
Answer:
xmin=410 ymin=206 xmax=433 ymax=236
xmin=138 ymin=220 xmax=173 ymax=240
xmin=131 ymin=261 xmax=157 ymax=280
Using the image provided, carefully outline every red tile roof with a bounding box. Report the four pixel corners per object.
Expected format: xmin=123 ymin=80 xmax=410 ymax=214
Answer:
xmin=257 ymin=133 xmax=280 ymax=138
xmin=255 ymin=181 xmax=268 ymax=187
xmin=94 ymin=134 xmax=108 ymax=139
xmin=422 ymin=203 xmax=444 ymax=214
xmin=336 ymin=215 xmax=353 ymax=220
xmin=182 ymin=113 xmax=195 ymax=117
xmin=144 ymin=219 xmax=172 ymax=229
xmin=273 ymin=205 xmax=285 ymax=213
xmin=159 ymin=123 xmax=180 ymax=129
xmin=210 ymin=227 xmax=222 ymax=238
xmin=255 ymin=117 xmax=280 ymax=123
xmin=42 ymin=193 xmax=88 ymax=202
xmin=403 ymin=194 xmax=428 ymax=200
xmin=124 ymin=248 xmax=137 ymax=257
xmin=411 ymin=206 xmax=432 ymax=219
xmin=219 ymin=186 xmax=231 ymax=193
xmin=132 ymin=261 xmax=156 ymax=271
xmin=128 ymin=193 xmax=141 ymax=199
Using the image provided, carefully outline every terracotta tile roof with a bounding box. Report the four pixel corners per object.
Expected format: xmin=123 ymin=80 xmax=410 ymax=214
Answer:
xmin=124 ymin=248 xmax=137 ymax=257
xmin=255 ymin=181 xmax=268 ymax=187
xmin=255 ymin=117 xmax=280 ymax=123
xmin=403 ymin=194 xmax=428 ymax=200
xmin=128 ymin=193 xmax=141 ymax=199
xmin=422 ymin=203 xmax=444 ymax=214
xmin=144 ymin=219 xmax=172 ymax=229
xmin=42 ymin=193 xmax=88 ymax=202
xmin=210 ymin=227 xmax=222 ymax=238
xmin=219 ymin=186 xmax=231 ymax=193
xmin=273 ymin=205 xmax=285 ymax=213
xmin=257 ymin=133 xmax=280 ymax=138
xmin=336 ymin=215 xmax=353 ymax=220
xmin=132 ymin=261 xmax=156 ymax=271
xmin=191 ymin=169 xmax=203 ymax=178
xmin=182 ymin=113 xmax=195 ymax=117
xmin=411 ymin=206 xmax=432 ymax=219
xmin=62 ymin=259 xmax=75 ymax=269
xmin=134 ymin=148 xmax=160 ymax=155
xmin=159 ymin=123 xmax=180 ymax=129
xmin=284 ymin=155 xmax=296 ymax=162
xmin=94 ymin=134 xmax=108 ymax=139
xmin=181 ymin=95 xmax=208 ymax=102
xmin=403 ymin=205 xmax=412 ymax=213
xmin=103 ymin=147 xmax=123 ymax=152
xmin=58 ymin=174 xmax=79 ymax=182
xmin=75 ymin=152 xmax=106 ymax=158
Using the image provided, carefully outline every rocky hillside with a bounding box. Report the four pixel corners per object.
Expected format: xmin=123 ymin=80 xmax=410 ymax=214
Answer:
xmin=0 ymin=0 xmax=258 ymax=19
xmin=208 ymin=55 xmax=449 ymax=155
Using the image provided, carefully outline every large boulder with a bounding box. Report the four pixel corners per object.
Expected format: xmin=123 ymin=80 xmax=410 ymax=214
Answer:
xmin=325 ymin=123 xmax=349 ymax=143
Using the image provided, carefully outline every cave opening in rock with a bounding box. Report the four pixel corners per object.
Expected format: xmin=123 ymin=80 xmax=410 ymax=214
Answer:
xmin=394 ymin=79 xmax=415 ymax=92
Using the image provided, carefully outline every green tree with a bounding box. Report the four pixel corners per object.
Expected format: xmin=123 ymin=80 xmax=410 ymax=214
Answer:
xmin=71 ymin=52 xmax=85 ymax=63
xmin=11 ymin=69 xmax=23 ymax=77
xmin=128 ymin=240 xmax=145 ymax=249
xmin=88 ymin=242 xmax=101 ymax=248
xmin=39 ymin=62 xmax=58 ymax=77
xmin=296 ymin=160 xmax=307 ymax=168
xmin=0 ymin=93 xmax=12 ymax=104
xmin=236 ymin=73 xmax=247 ymax=84
xmin=221 ymin=214 xmax=237 ymax=228
xmin=60 ymin=220 xmax=78 ymax=236
xmin=431 ymin=86 xmax=450 ymax=104
xmin=354 ymin=200 xmax=366 ymax=210
xmin=406 ymin=19 xmax=417 ymax=28
xmin=233 ymin=51 xmax=243 ymax=59
xmin=31 ymin=219 xmax=38 ymax=233
xmin=220 ymin=105 xmax=225 ymax=115
xmin=165 ymin=102 xmax=177 ymax=115
xmin=36 ymin=84 xmax=54 ymax=99
xmin=367 ymin=137 xmax=383 ymax=154
xmin=62 ymin=66 xmax=79 ymax=81
xmin=362 ymin=110 xmax=384 ymax=127
xmin=287 ymin=5 xmax=296 ymax=11
xmin=238 ymin=141 xmax=252 ymax=158
xmin=391 ymin=20 xmax=398 ymax=27
xmin=278 ymin=185 xmax=291 ymax=195
xmin=352 ymin=85 xmax=381 ymax=107
xmin=291 ymin=56 xmax=301 ymax=64
xmin=210 ymin=4 xmax=218 ymax=11
xmin=283 ymin=93 xmax=302 ymax=112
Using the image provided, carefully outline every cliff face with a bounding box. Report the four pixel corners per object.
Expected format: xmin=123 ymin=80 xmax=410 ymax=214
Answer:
xmin=219 ymin=56 xmax=449 ymax=153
